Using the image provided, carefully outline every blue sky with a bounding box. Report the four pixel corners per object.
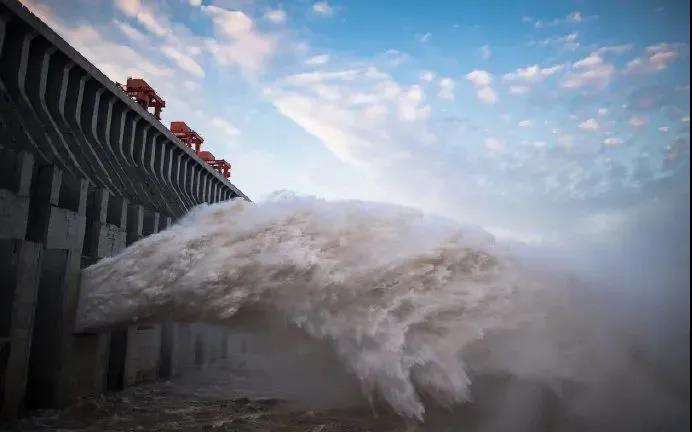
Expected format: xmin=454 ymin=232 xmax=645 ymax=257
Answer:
xmin=24 ymin=0 xmax=690 ymax=244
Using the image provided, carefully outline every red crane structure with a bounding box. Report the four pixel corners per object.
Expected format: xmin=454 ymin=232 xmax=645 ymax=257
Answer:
xmin=170 ymin=121 xmax=204 ymax=153
xmin=170 ymin=121 xmax=232 ymax=179
xmin=208 ymin=159 xmax=232 ymax=179
xmin=118 ymin=76 xmax=232 ymax=179
xmin=198 ymin=150 xmax=232 ymax=179
xmin=121 ymin=77 xmax=166 ymax=120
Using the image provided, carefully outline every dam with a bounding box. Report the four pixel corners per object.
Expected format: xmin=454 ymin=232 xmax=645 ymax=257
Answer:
xmin=1 ymin=1 xmax=689 ymax=430
xmin=0 ymin=0 xmax=247 ymax=418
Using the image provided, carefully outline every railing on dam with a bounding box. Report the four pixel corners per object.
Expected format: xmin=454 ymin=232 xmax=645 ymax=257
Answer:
xmin=0 ymin=0 xmax=247 ymax=418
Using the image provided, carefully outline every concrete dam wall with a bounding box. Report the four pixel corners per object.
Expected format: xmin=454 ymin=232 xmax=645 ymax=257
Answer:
xmin=0 ymin=0 xmax=247 ymax=417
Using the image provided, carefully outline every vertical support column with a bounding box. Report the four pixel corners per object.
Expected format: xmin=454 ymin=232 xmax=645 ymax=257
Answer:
xmin=171 ymin=323 xmax=191 ymax=376
xmin=0 ymin=150 xmax=34 ymax=240
xmin=124 ymin=323 xmax=162 ymax=386
xmin=0 ymin=240 xmax=43 ymax=418
xmin=162 ymin=216 xmax=172 ymax=231
xmin=142 ymin=209 xmax=160 ymax=236
xmin=158 ymin=210 xmax=175 ymax=379
xmin=126 ymin=204 xmax=143 ymax=245
xmin=125 ymin=207 xmax=161 ymax=387
xmin=73 ymin=189 xmax=128 ymax=399
xmin=0 ymin=147 xmax=40 ymax=418
xmin=200 ymin=175 xmax=208 ymax=204
xmin=24 ymin=166 xmax=89 ymax=409
xmin=158 ymin=321 xmax=174 ymax=380
xmin=194 ymin=168 xmax=202 ymax=204
xmin=84 ymin=189 xmax=128 ymax=261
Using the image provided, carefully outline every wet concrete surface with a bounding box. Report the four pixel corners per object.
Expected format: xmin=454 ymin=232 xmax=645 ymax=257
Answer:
xmin=0 ymin=363 xmax=412 ymax=432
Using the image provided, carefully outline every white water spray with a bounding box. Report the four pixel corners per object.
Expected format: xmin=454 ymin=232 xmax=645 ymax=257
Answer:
xmin=75 ymin=194 xmax=689 ymax=426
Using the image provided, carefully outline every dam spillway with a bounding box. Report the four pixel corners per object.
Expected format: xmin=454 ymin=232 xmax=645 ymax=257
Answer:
xmin=0 ymin=0 xmax=247 ymax=417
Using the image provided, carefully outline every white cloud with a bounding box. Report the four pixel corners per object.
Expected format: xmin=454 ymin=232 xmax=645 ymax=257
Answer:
xmin=161 ymin=45 xmax=205 ymax=77
xmin=466 ymin=69 xmax=493 ymax=87
xmin=113 ymin=19 xmax=147 ymax=43
xmin=383 ymin=49 xmax=408 ymax=66
xmin=503 ymin=64 xmax=563 ymax=82
xmin=438 ymin=77 xmax=455 ymax=100
xmin=533 ymin=10 xmax=595 ymax=28
xmin=211 ymin=117 xmax=240 ymax=138
xmin=113 ymin=0 xmax=140 ymax=16
xmin=477 ymin=86 xmax=498 ymax=104
xmin=32 ymin=0 xmax=685 ymax=238
xmin=420 ymin=70 xmax=436 ymax=82
xmin=562 ymin=54 xmax=614 ymax=89
xmin=658 ymin=126 xmax=670 ymax=133
xmin=579 ymin=118 xmax=599 ymax=131
xmin=567 ymin=11 xmax=583 ymax=23
xmin=202 ymin=5 xmax=275 ymax=74
xmin=603 ymin=137 xmax=623 ymax=146
xmin=595 ymin=44 xmax=634 ymax=56
xmin=265 ymin=8 xmax=287 ymax=24
xmin=312 ymin=1 xmax=334 ymax=16
xmin=417 ymin=32 xmax=432 ymax=44
xmin=502 ymin=64 xmax=564 ymax=95
xmin=113 ymin=0 xmax=171 ymax=37
xmin=267 ymin=67 xmax=434 ymax=166
xmin=682 ymin=116 xmax=690 ymax=124
xmin=598 ymin=108 xmax=609 ymax=116
xmin=573 ymin=54 xmax=603 ymax=69
xmin=51 ymin=23 xmax=174 ymax=82
xmin=202 ymin=6 xmax=252 ymax=39
xmin=626 ymin=43 xmax=680 ymax=74
xmin=188 ymin=0 xmax=202 ymax=6
xmin=484 ymin=137 xmax=505 ymax=152
xmin=518 ymin=119 xmax=533 ymax=128
xmin=465 ymin=71 xmax=497 ymax=104
xmin=509 ymin=85 xmax=530 ymax=95
xmin=399 ymin=85 xmax=430 ymax=121
xmin=629 ymin=115 xmax=647 ymax=127
xmin=535 ymin=32 xmax=580 ymax=50
xmin=306 ymin=54 xmax=330 ymax=65
xmin=558 ymin=134 xmax=575 ymax=150
xmin=183 ymin=80 xmax=201 ymax=92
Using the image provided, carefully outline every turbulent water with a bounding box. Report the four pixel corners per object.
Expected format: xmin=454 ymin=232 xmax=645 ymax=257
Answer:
xmin=76 ymin=194 xmax=690 ymax=429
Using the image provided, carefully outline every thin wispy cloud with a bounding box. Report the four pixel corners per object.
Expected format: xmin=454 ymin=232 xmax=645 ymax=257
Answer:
xmin=312 ymin=1 xmax=335 ymax=17
xmin=264 ymin=8 xmax=287 ymax=24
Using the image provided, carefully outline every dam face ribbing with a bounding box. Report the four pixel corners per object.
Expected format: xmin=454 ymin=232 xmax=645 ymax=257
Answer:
xmin=0 ymin=0 xmax=246 ymax=417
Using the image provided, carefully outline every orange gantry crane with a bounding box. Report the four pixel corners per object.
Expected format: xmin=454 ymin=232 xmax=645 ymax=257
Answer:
xmin=171 ymin=121 xmax=231 ymax=179
xmin=120 ymin=77 xmax=166 ymax=120
xmin=119 ymin=76 xmax=233 ymax=179
xmin=170 ymin=121 xmax=204 ymax=153
xmin=198 ymin=150 xmax=232 ymax=179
